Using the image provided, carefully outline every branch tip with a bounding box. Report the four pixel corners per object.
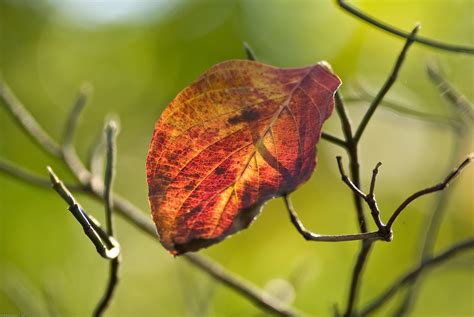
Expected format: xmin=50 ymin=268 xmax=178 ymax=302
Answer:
xmin=243 ymin=42 xmax=257 ymax=61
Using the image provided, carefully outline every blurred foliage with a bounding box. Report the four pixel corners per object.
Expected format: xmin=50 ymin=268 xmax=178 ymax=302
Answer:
xmin=0 ymin=0 xmax=473 ymax=316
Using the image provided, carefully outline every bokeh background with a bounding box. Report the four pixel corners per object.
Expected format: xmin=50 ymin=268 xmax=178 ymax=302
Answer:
xmin=0 ymin=0 xmax=473 ymax=316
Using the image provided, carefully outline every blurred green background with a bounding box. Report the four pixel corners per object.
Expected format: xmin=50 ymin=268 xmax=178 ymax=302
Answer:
xmin=0 ymin=0 xmax=473 ymax=316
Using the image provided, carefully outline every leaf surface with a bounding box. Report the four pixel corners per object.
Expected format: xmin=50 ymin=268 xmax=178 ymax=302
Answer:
xmin=146 ymin=60 xmax=341 ymax=254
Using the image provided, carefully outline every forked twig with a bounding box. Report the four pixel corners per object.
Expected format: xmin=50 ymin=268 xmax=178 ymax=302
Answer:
xmin=341 ymin=25 xmax=419 ymax=317
xmin=286 ymin=154 xmax=472 ymax=246
xmin=47 ymin=167 xmax=120 ymax=260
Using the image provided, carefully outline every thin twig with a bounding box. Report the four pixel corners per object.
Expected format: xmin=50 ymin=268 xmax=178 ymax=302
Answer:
xmin=358 ymin=238 xmax=474 ymax=316
xmin=321 ymin=132 xmax=347 ymax=148
xmin=335 ymin=92 xmax=367 ymax=234
xmin=354 ymin=25 xmax=420 ymax=142
xmin=94 ymin=120 xmax=121 ymax=317
xmin=103 ymin=121 xmax=118 ymax=236
xmin=61 ymin=88 xmax=92 ymax=185
xmin=335 ymin=92 xmax=354 ymax=146
xmin=386 ymin=154 xmax=473 ymax=229
xmin=47 ymin=167 xmax=120 ymax=260
xmin=343 ymin=241 xmax=372 ymax=317
xmin=0 ymin=80 xmax=61 ymax=157
xmin=284 ymin=194 xmax=381 ymax=242
xmin=0 ymin=157 xmax=84 ymax=191
xmin=62 ymin=83 xmax=92 ymax=148
xmin=243 ymin=42 xmax=257 ymax=61
xmin=336 ymin=0 xmax=474 ymax=54
xmin=335 ymin=157 xmax=366 ymax=199
xmin=368 ymin=162 xmax=382 ymax=197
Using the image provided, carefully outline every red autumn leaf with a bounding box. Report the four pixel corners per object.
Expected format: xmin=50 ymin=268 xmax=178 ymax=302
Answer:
xmin=147 ymin=60 xmax=341 ymax=255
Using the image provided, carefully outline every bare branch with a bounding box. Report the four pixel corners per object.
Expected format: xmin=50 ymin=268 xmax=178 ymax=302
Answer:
xmin=354 ymin=25 xmax=420 ymax=142
xmin=243 ymin=42 xmax=257 ymax=61
xmin=334 ymin=92 xmax=368 ymax=234
xmin=104 ymin=120 xmax=118 ymax=236
xmin=335 ymin=92 xmax=354 ymax=145
xmin=61 ymin=87 xmax=92 ymax=185
xmin=359 ymin=238 xmax=474 ymax=316
xmin=386 ymin=154 xmax=473 ymax=229
xmin=94 ymin=120 xmax=121 ymax=317
xmin=369 ymin=162 xmax=382 ymax=197
xmin=47 ymin=166 xmax=120 ymax=260
xmin=336 ymin=156 xmax=366 ymax=199
xmin=334 ymin=89 xmax=373 ymax=317
xmin=321 ymin=132 xmax=347 ymax=148
xmin=343 ymin=241 xmax=372 ymax=317
xmin=62 ymin=83 xmax=92 ymax=148
xmin=336 ymin=0 xmax=474 ymax=54
xmin=0 ymin=157 xmax=84 ymax=191
xmin=284 ymin=194 xmax=381 ymax=242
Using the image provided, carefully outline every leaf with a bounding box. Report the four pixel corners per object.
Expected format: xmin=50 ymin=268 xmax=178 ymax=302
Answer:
xmin=146 ymin=60 xmax=341 ymax=255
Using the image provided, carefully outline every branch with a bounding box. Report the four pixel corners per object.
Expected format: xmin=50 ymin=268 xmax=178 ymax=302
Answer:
xmin=334 ymin=92 xmax=368 ymax=233
xmin=284 ymin=194 xmax=381 ymax=242
xmin=336 ymin=0 xmax=474 ymax=54
xmin=335 ymin=92 xmax=354 ymax=146
xmin=359 ymin=238 xmax=474 ymax=316
xmin=94 ymin=120 xmax=121 ymax=317
xmin=47 ymin=167 xmax=120 ymax=260
xmin=386 ymin=154 xmax=474 ymax=229
xmin=332 ymin=90 xmax=373 ymax=317
xmin=321 ymin=132 xmax=347 ymax=148
xmin=61 ymin=87 xmax=92 ymax=184
xmin=354 ymin=24 xmax=420 ymax=142
xmin=243 ymin=42 xmax=257 ymax=61
xmin=343 ymin=241 xmax=371 ymax=317
xmin=0 ymin=157 xmax=84 ymax=191
xmin=62 ymin=83 xmax=92 ymax=148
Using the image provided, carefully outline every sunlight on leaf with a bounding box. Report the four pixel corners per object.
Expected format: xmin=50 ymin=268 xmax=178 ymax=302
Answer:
xmin=146 ymin=60 xmax=341 ymax=254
